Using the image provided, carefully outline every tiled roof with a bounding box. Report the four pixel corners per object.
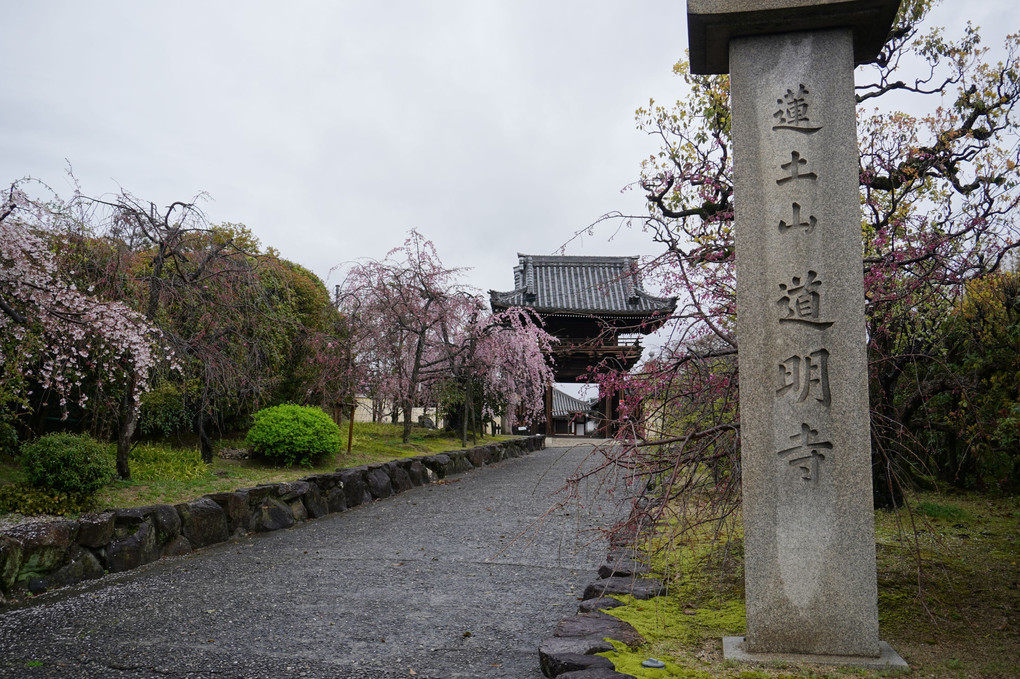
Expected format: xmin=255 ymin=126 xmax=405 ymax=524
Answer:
xmin=551 ymin=387 xmax=594 ymax=417
xmin=488 ymin=254 xmax=675 ymax=316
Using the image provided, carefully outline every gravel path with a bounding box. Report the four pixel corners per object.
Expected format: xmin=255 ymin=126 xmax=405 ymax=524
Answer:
xmin=0 ymin=442 xmax=629 ymax=678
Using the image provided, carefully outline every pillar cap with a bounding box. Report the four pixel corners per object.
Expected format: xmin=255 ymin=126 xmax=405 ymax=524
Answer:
xmin=687 ymin=0 xmax=901 ymax=74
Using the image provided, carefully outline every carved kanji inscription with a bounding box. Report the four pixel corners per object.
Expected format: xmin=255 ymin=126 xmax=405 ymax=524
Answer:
xmin=773 ymin=84 xmax=822 ymax=133
xmin=777 ymin=422 xmax=832 ymax=483
xmin=775 ymin=151 xmax=818 ymax=185
xmin=777 ymin=271 xmax=833 ymax=328
xmin=776 ymin=349 xmax=831 ymax=406
xmin=778 ymin=203 xmax=817 ymax=233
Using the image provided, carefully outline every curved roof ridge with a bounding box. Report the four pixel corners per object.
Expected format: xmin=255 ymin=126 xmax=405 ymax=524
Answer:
xmin=490 ymin=253 xmax=676 ymax=318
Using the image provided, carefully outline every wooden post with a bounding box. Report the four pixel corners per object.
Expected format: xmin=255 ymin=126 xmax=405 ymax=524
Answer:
xmin=603 ymin=389 xmax=612 ymax=438
xmin=347 ymin=400 xmax=356 ymax=455
xmin=544 ymin=385 xmax=553 ymax=436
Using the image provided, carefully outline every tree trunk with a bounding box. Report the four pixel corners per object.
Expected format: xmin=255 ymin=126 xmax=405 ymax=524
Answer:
xmin=116 ymin=372 xmax=138 ymax=480
xmin=115 ymin=244 xmax=167 ymax=480
xmin=196 ymin=411 xmax=214 ymax=464
xmin=468 ymin=380 xmax=477 ymax=445
xmin=402 ymin=401 xmax=414 ymax=443
xmin=402 ymin=332 xmax=428 ymax=444
xmin=871 ymin=441 xmax=901 ymax=509
xmin=196 ymin=384 xmax=215 ymax=464
xmin=347 ymin=401 xmax=356 ymax=455
xmin=871 ymin=374 xmax=905 ymax=509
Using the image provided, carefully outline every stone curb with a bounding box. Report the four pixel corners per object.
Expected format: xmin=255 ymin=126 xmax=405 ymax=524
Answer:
xmin=0 ymin=435 xmax=545 ymax=606
xmin=537 ymin=489 xmax=665 ymax=678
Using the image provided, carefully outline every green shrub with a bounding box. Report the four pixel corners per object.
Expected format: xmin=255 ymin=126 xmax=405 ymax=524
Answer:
xmin=20 ymin=433 xmax=114 ymax=495
xmin=245 ymin=404 xmax=341 ymax=466
xmin=0 ymin=421 xmax=17 ymax=457
xmin=139 ymin=381 xmax=194 ymax=437
xmin=0 ymin=483 xmax=96 ymax=515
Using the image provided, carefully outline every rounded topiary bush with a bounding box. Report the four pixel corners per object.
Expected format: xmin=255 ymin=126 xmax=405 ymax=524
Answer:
xmin=20 ymin=433 xmax=114 ymax=495
xmin=245 ymin=404 xmax=341 ymax=466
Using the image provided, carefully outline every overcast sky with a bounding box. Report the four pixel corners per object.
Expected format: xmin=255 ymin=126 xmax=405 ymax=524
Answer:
xmin=2 ymin=1 xmax=1016 ymax=300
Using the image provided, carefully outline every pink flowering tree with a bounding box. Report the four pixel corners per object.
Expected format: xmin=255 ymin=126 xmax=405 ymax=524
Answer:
xmin=437 ymin=306 xmax=556 ymax=446
xmin=335 ymin=232 xmax=474 ymax=443
xmin=336 ymin=231 xmax=554 ymax=444
xmin=0 ymin=181 xmax=165 ymax=448
xmin=472 ymin=308 xmax=556 ymax=430
xmin=581 ymin=0 xmax=1020 ymax=526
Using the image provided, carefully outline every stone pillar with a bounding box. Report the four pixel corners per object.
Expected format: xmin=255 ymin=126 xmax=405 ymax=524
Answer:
xmin=687 ymin=0 xmax=906 ymax=667
xmin=732 ymin=26 xmax=880 ymax=658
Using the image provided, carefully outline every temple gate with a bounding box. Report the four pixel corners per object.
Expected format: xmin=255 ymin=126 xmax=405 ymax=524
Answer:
xmin=490 ymin=254 xmax=675 ymax=436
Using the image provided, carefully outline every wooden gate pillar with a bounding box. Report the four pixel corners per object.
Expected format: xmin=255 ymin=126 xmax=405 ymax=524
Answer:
xmin=544 ymin=385 xmax=553 ymax=435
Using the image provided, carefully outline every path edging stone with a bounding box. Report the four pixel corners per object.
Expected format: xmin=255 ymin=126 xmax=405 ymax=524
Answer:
xmin=538 ymin=485 xmax=664 ymax=679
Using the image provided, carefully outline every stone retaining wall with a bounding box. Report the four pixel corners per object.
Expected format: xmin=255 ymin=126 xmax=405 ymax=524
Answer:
xmin=0 ymin=435 xmax=545 ymax=607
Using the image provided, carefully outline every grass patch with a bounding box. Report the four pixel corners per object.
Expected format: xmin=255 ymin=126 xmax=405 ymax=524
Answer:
xmin=0 ymin=454 xmax=26 ymax=485
xmin=596 ymin=491 xmax=1018 ymax=679
xmin=129 ymin=444 xmax=210 ymax=482
xmin=914 ymin=501 xmax=970 ymax=522
xmin=1 ymin=422 xmax=507 ymax=514
xmin=343 ymin=421 xmax=481 ymax=457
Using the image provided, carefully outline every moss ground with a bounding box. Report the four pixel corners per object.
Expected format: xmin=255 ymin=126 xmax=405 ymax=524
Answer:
xmin=597 ymin=492 xmax=1018 ymax=679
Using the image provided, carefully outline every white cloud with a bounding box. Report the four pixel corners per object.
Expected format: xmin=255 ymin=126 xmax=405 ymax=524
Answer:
xmin=1 ymin=0 xmax=1013 ymax=302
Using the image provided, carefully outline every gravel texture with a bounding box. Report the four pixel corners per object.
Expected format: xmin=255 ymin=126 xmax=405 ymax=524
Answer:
xmin=0 ymin=513 xmax=64 ymax=534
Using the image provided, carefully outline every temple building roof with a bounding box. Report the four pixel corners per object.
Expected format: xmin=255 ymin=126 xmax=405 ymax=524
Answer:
xmin=489 ymin=254 xmax=676 ymax=318
xmin=551 ymin=387 xmax=594 ymax=418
